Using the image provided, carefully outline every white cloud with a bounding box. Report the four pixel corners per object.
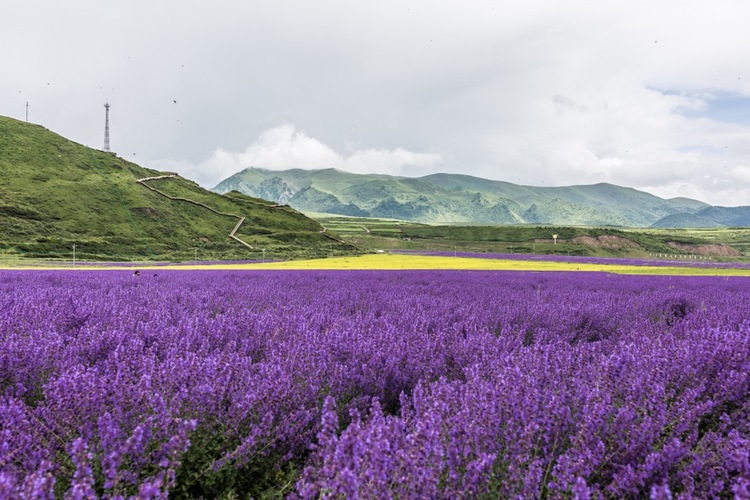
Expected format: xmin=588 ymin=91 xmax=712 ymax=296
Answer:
xmin=155 ymin=125 xmax=442 ymax=187
xmin=343 ymin=148 xmax=442 ymax=174
xmin=230 ymin=125 xmax=341 ymax=170
xmin=466 ymin=82 xmax=750 ymax=205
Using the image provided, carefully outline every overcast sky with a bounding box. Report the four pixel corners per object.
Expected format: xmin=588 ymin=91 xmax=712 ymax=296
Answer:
xmin=3 ymin=0 xmax=750 ymax=206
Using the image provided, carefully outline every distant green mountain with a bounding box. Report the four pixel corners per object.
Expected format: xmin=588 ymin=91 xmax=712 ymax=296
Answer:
xmin=213 ymin=167 xmax=736 ymax=228
xmin=651 ymin=206 xmax=750 ymax=228
xmin=0 ymin=116 xmax=354 ymax=261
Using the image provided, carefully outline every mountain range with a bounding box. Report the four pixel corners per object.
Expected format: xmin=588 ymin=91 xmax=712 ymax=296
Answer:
xmin=214 ymin=167 xmax=749 ymax=228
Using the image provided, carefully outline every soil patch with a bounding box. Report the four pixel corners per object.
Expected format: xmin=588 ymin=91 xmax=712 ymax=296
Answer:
xmin=667 ymin=242 xmax=740 ymax=257
xmin=569 ymin=235 xmax=642 ymax=250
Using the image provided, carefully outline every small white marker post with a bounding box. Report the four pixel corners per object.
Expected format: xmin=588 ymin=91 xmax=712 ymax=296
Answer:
xmin=72 ymin=244 xmax=76 ymax=267
xmin=552 ymin=234 xmax=558 ymax=245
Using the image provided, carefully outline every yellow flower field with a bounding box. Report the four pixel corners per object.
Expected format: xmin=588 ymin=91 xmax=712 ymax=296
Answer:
xmin=224 ymin=253 xmax=750 ymax=276
xmin=10 ymin=253 xmax=748 ymax=276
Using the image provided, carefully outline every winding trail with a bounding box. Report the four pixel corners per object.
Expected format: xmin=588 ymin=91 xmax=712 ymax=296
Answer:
xmin=135 ymin=174 xmax=254 ymax=249
xmin=135 ymin=174 xmax=350 ymax=250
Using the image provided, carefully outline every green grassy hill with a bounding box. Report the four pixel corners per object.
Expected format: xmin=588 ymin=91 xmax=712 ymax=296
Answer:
xmin=0 ymin=116 xmax=356 ymax=262
xmin=214 ymin=167 xmax=726 ymax=227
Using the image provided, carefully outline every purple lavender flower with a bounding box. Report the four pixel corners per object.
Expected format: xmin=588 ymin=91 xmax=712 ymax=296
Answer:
xmin=1 ymin=269 xmax=749 ymax=496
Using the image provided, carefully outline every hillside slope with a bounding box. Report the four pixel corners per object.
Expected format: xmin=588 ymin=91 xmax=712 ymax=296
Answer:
xmin=214 ymin=167 xmax=715 ymax=227
xmin=0 ymin=116 xmax=354 ymax=261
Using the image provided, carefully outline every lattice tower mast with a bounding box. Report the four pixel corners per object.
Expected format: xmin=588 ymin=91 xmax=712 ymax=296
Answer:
xmin=103 ymin=102 xmax=111 ymax=152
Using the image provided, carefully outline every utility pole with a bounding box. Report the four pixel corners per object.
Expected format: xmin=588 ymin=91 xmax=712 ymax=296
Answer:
xmin=25 ymin=102 xmax=29 ymax=122
xmin=103 ymin=102 xmax=111 ymax=152
xmin=72 ymin=244 xmax=76 ymax=267
xmin=194 ymin=247 xmax=197 ymax=265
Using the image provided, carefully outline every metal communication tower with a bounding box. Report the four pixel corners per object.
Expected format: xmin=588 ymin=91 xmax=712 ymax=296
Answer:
xmin=103 ymin=102 xmax=111 ymax=152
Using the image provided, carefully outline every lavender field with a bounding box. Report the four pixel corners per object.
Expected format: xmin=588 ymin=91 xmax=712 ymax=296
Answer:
xmin=2 ymin=270 xmax=749 ymax=498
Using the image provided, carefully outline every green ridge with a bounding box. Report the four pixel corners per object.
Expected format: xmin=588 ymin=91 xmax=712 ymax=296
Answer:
xmin=0 ymin=116 xmax=357 ymax=262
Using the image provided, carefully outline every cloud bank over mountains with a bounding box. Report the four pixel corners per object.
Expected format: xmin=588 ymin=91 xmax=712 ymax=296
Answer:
xmin=3 ymin=1 xmax=750 ymax=205
xmin=158 ymin=125 xmax=443 ymax=187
